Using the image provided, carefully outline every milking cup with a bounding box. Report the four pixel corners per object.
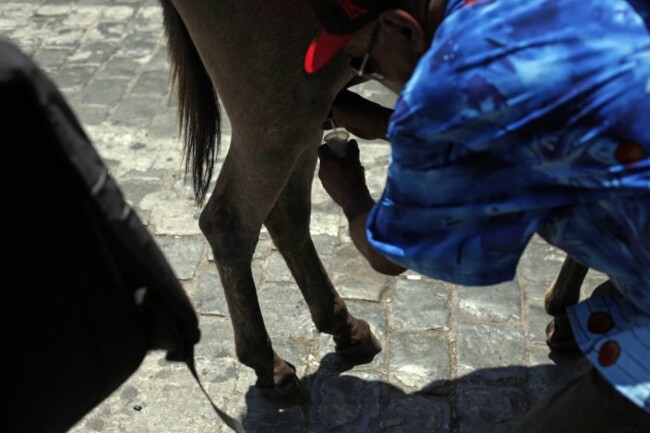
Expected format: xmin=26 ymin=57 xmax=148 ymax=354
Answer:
xmin=323 ymin=130 xmax=350 ymax=158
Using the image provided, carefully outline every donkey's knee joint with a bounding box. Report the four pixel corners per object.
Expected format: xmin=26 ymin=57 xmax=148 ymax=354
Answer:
xmin=198 ymin=204 xmax=219 ymax=238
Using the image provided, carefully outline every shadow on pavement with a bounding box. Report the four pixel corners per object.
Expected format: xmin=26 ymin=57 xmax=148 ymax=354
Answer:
xmin=238 ymin=352 xmax=592 ymax=433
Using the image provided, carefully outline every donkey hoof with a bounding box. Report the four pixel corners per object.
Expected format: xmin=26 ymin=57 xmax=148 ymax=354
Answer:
xmin=546 ymin=316 xmax=580 ymax=356
xmin=335 ymin=322 xmax=382 ymax=364
xmin=257 ymin=373 xmax=309 ymax=405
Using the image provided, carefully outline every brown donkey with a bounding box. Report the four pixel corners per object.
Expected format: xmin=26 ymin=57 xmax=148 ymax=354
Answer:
xmin=159 ymin=0 xmax=382 ymax=403
xmin=158 ymin=0 xmax=588 ymax=403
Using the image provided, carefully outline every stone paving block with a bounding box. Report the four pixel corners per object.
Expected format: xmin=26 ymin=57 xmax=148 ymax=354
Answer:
xmin=36 ymin=4 xmax=72 ymax=16
xmin=518 ymin=238 xmax=566 ymax=285
xmin=194 ymin=316 xmax=236 ymax=360
xmin=330 ymin=242 xmax=392 ymax=302
xmin=150 ymin=148 xmax=186 ymax=171
xmin=74 ymin=102 xmax=111 ymax=125
xmin=130 ymin=69 xmax=169 ymax=95
xmin=149 ymin=107 xmax=180 ymax=138
xmin=527 ymin=302 xmax=552 ymax=345
xmin=263 ymin=250 xmax=295 ymax=284
xmin=142 ymin=46 xmax=169 ymax=72
xmin=154 ymin=235 xmax=204 ymax=280
xmin=258 ymin=282 xmax=319 ymax=341
xmin=85 ymin=20 xmax=128 ymax=44
xmin=253 ymin=237 xmax=273 ymax=260
xmin=193 ymin=264 xmax=228 ymax=317
xmin=52 ymin=64 xmax=96 ymax=92
xmin=522 ymin=277 xmax=550 ymax=305
xmin=68 ymin=40 xmax=118 ymax=66
xmin=94 ymin=56 xmax=138 ymax=79
xmin=311 ymin=233 xmax=338 ymax=257
xmin=0 ymin=4 xmax=37 ymax=32
xmin=118 ymin=31 xmax=157 ymax=59
xmin=32 ymin=45 xmax=70 ymax=69
xmin=393 ymin=277 xmax=450 ymax=331
xmin=102 ymin=5 xmax=136 ymax=21
xmin=358 ymin=144 xmax=391 ymax=195
xmin=80 ymin=77 xmax=130 ymax=105
xmin=260 ymin=337 xmax=313 ymax=383
xmin=311 ymin=195 xmax=344 ymax=217
xmin=349 ymin=299 xmax=388 ymax=343
xmin=44 ymin=26 xmax=85 ymax=49
xmin=61 ymin=6 xmax=102 ymax=28
xmin=111 ymin=94 xmax=161 ymax=127
xmin=389 ymin=331 xmax=451 ymax=393
xmin=112 ymin=176 xmax=165 ymax=221
xmin=380 ymin=390 xmax=451 ymax=433
xmin=133 ymin=5 xmax=162 ymax=32
xmin=140 ymin=190 xmax=202 ymax=235
xmin=6 ymin=28 xmax=42 ymax=55
xmin=456 ymin=384 xmax=528 ymax=433
xmin=309 ymin=210 xmax=341 ymax=237
xmin=311 ymin=174 xmax=340 ymax=206
xmin=340 ymin=368 xmax=385 ymax=383
xmin=308 ymin=371 xmax=382 ymax=433
xmin=456 ymin=323 xmax=526 ymax=384
xmin=458 ymin=281 xmax=521 ymax=323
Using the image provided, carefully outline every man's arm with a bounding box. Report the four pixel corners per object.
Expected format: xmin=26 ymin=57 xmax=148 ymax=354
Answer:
xmin=347 ymin=205 xmax=406 ymax=276
xmin=318 ymin=141 xmax=406 ymax=276
xmin=325 ymin=89 xmax=393 ymax=141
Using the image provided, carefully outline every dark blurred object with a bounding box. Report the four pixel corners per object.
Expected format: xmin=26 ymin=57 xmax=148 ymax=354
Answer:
xmin=0 ymin=40 xmax=200 ymax=433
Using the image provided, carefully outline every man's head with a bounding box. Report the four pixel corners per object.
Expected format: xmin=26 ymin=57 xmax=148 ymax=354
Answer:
xmin=305 ymin=0 xmax=443 ymax=88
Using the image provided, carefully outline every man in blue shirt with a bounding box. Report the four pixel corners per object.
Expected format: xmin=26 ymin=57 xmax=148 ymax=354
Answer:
xmin=305 ymin=0 xmax=650 ymax=431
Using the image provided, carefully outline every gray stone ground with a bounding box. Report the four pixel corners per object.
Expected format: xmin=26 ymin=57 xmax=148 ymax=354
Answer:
xmin=1 ymin=1 xmax=606 ymax=432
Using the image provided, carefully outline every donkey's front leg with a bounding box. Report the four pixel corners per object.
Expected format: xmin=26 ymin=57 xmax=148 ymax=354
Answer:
xmin=544 ymin=255 xmax=588 ymax=353
xmin=264 ymin=145 xmax=381 ymax=363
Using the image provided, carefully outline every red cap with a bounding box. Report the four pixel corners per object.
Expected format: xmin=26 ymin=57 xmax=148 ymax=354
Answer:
xmin=304 ymin=30 xmax=353 ymax=74
xmin=304 ymin=0 xmax=397 ymax=74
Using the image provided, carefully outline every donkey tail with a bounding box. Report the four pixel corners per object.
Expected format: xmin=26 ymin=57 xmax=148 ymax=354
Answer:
xmin=160 ymin=0 xmax=219 ymax=206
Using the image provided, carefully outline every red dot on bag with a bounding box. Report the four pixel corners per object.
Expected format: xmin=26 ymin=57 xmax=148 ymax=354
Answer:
xmin=615 ymin=142 xmax=645 ymax=164
xmin=598 ymin=340 xmax=620 ymax=367
xmin=588 ymin=312 xmax=614 ymax=334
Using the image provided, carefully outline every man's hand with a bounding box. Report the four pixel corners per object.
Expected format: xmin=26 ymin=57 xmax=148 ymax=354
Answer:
xmin=317 ymin=139 xmax=374 ymax=218
xmin=324 ymin=89 xmax=393 ymax=141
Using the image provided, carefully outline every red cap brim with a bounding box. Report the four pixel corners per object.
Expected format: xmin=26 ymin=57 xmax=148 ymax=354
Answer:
xmin=305 ymin=30 xmax=352 ymax=74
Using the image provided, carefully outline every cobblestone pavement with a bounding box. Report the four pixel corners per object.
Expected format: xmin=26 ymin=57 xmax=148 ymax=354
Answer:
xmin=2 ymin=1 xmax=605 ymax=432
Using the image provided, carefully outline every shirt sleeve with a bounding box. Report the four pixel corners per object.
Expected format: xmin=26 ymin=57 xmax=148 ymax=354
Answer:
xmin=568 ymin=294 xmax=650 ymax=413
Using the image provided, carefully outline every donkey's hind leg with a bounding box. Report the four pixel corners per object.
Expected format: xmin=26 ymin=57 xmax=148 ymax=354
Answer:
xmin=544 ymin=255 xmax=588 ymax=354
xmin=264 ymin=146 xmax=382 ymax=363
xmin=199 ymin=147 xmax=311 ymax=404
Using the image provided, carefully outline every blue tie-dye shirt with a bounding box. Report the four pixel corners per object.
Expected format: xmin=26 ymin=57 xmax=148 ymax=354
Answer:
xmin=367 ymin=0 xmax=650 ymax=412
